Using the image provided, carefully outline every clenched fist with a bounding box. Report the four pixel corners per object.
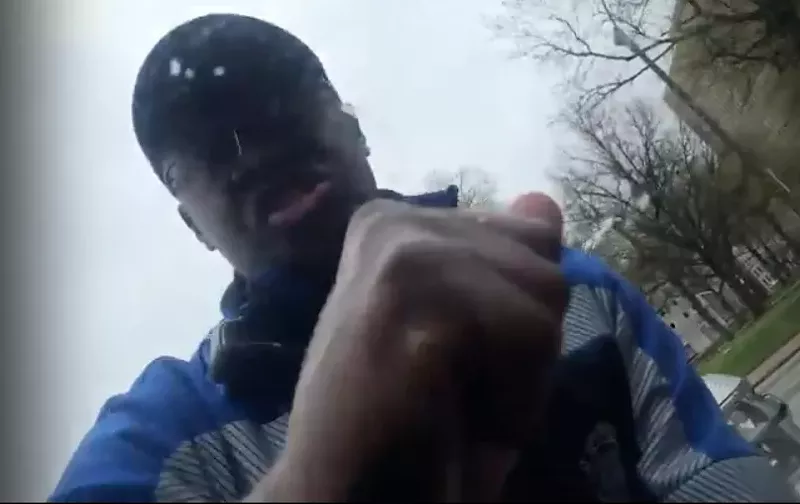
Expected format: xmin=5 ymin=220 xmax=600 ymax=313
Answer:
xmin=255 ymin=195 xmax=568 ymax=502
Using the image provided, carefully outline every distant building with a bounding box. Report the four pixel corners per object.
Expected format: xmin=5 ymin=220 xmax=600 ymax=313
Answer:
xmin=663 ymin=0 xmax=799 ymax=300
xmin=660 ymin=296 xmax=720 ymax=354
xmin=735 ymin=246 xmax=780 ymax=293
xmin=664 ymin=0 xmax=800 ymax=177
xmin=695 ymin=288 xmax=743 ymax=327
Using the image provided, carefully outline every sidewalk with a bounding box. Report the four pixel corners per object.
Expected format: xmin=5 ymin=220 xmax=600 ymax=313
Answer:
xmin=748 ymin=332 xmax=800 ymax=386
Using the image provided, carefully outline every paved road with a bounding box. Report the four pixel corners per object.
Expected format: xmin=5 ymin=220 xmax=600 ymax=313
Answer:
xmin=755 ymin=351 xmax=800 ymax=495
xmin=758 ymin=350 xmax=800 ymax=422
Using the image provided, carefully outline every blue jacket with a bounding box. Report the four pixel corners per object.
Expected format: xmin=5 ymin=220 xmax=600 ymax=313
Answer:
xmin=50 ymin=190 xmax=793 ymax=502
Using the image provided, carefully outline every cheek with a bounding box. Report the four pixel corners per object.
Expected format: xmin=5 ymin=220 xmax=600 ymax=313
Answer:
xmin=182 ymin=189 xmax=241 ymax=246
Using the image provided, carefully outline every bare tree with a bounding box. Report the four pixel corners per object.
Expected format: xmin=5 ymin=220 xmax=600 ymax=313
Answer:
xmin=563 ymin=182 xmax=737 ymax=339
xmin=494 ymin=0 xmax=800 ymax=109
xmin=424 ymin=166 xmax=500 ymax=210
xmin=555 ymin=99 xmax=788 ymax=316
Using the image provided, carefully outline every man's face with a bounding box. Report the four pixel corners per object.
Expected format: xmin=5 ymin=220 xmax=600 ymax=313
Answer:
xmin=165 ymin=96 xmax=377 ymax=280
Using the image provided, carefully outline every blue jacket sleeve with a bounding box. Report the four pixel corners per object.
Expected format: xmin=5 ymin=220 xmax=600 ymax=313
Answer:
xmin=49 ymin=355 xmax=216 ymax=502
xmin=563 ymin=249 xmax=796 ymax=501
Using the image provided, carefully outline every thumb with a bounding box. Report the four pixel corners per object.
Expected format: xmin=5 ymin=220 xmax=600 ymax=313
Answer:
xmin=508 ymin=192 xmax=564 ymax=232
xmin=508 ymin=192 xmax=564 ymax=261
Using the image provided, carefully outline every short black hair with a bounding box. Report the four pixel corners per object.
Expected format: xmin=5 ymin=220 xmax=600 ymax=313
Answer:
xmin=132 ymin=14 xmax=339 ymax=183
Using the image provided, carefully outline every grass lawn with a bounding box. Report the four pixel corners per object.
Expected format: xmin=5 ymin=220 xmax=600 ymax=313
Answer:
xmin=696 ymin=281 xmax=800 ymax=376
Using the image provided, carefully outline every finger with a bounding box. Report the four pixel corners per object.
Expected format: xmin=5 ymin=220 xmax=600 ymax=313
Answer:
xmin=349 ymin=198 xmax=562 ymax=263
xmin=486 ymin=240 xmax=568 ymax=315
xmin=434 ymin=260 xmax=564 ymax=428
xmin=506 ymin=192 xmax=564 ymax=261
xmin=464 ymin=212 xmax=561 ymax=262
xmin=382 ymin=232 xmax=568 ymax=326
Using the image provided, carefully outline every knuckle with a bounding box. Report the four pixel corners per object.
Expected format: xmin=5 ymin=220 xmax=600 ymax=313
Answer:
xmin=382 ymin=238 xmax=445 ymax=280
xmin=348 ymin=198 xmax=406 ymax=232
xmin=341 ymin=200 xmax=407 ymax=261
xmin=340 ymin=201 xmax=454 ymax=285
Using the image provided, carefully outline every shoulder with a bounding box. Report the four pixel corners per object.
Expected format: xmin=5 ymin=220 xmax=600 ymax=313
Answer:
xmin=560 ymin=246 xmax=625 ymax=291
xmin=560 ymin=246 xmax=665 ymax=343
xmin=50 ymin=338 xmax=241 ymax=502
xmin=559 ymin=248 xmax=756 ymax=490
xmin=558 ymin=247 xmax=630 ymax=352
xmin=559 ymin=246 xmax=699 ymax=390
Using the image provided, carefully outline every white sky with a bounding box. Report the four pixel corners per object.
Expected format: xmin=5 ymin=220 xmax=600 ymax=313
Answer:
xmin=30 ymin=0 xmax=667 ymax=498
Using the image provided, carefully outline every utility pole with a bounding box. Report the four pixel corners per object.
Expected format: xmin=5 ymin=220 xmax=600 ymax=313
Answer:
xmin=612 ymin=26 xmax=792 ymax=196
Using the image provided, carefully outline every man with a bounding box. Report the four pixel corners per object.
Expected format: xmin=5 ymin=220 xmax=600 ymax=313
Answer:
xmin=50 ymin=13 xmax=795 ymax=502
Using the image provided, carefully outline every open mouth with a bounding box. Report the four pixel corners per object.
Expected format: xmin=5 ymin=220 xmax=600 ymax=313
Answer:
xmin=243 ymin=179 xmax=333 ymax=232
xmin=267 ymin=180 xmax=332 ymax=227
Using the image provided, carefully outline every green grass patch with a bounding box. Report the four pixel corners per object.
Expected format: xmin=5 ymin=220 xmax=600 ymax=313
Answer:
xmin=696 ymin=282 xmax=800 ymax=376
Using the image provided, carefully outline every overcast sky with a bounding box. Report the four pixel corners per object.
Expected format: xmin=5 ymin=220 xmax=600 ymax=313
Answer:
xmin=29 ymin=0 xmax=667 ymax=497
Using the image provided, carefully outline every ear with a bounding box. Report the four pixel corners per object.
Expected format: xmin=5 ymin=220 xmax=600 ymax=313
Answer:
xmin=178 ymin=205 xmax=216 ymax=251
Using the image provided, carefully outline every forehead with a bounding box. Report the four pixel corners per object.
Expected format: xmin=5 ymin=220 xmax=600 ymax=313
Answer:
xmin=156 ymin=96 xmax=367 ymax=194
xmin=159 ymin=135 xmax=323 ymax=195
xmin=159 ymin=139 xmax=287 ymax=184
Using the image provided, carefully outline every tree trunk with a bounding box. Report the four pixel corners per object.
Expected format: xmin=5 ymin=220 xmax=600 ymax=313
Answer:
xmin=771 ymin=183 xmax=800 ymax=218
xmin=757 ymin=233 xmax=793 ymax=272
xmin=726 ymin=246 xmax=772 ymax=311
xmin=718 ymin=264 xmax=768 ymax=316
xmin=745 ymin=242 xmax=789 ymax=282
xmin=714 ymin=286 xmax=749 ymax=326
xmin=763 ymin=210 xmax=800 ymax=258
xmin=737 ymin=271 xmax=770 ymax=314
xmin=700 ymin=247 xmax=768 ymax=316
